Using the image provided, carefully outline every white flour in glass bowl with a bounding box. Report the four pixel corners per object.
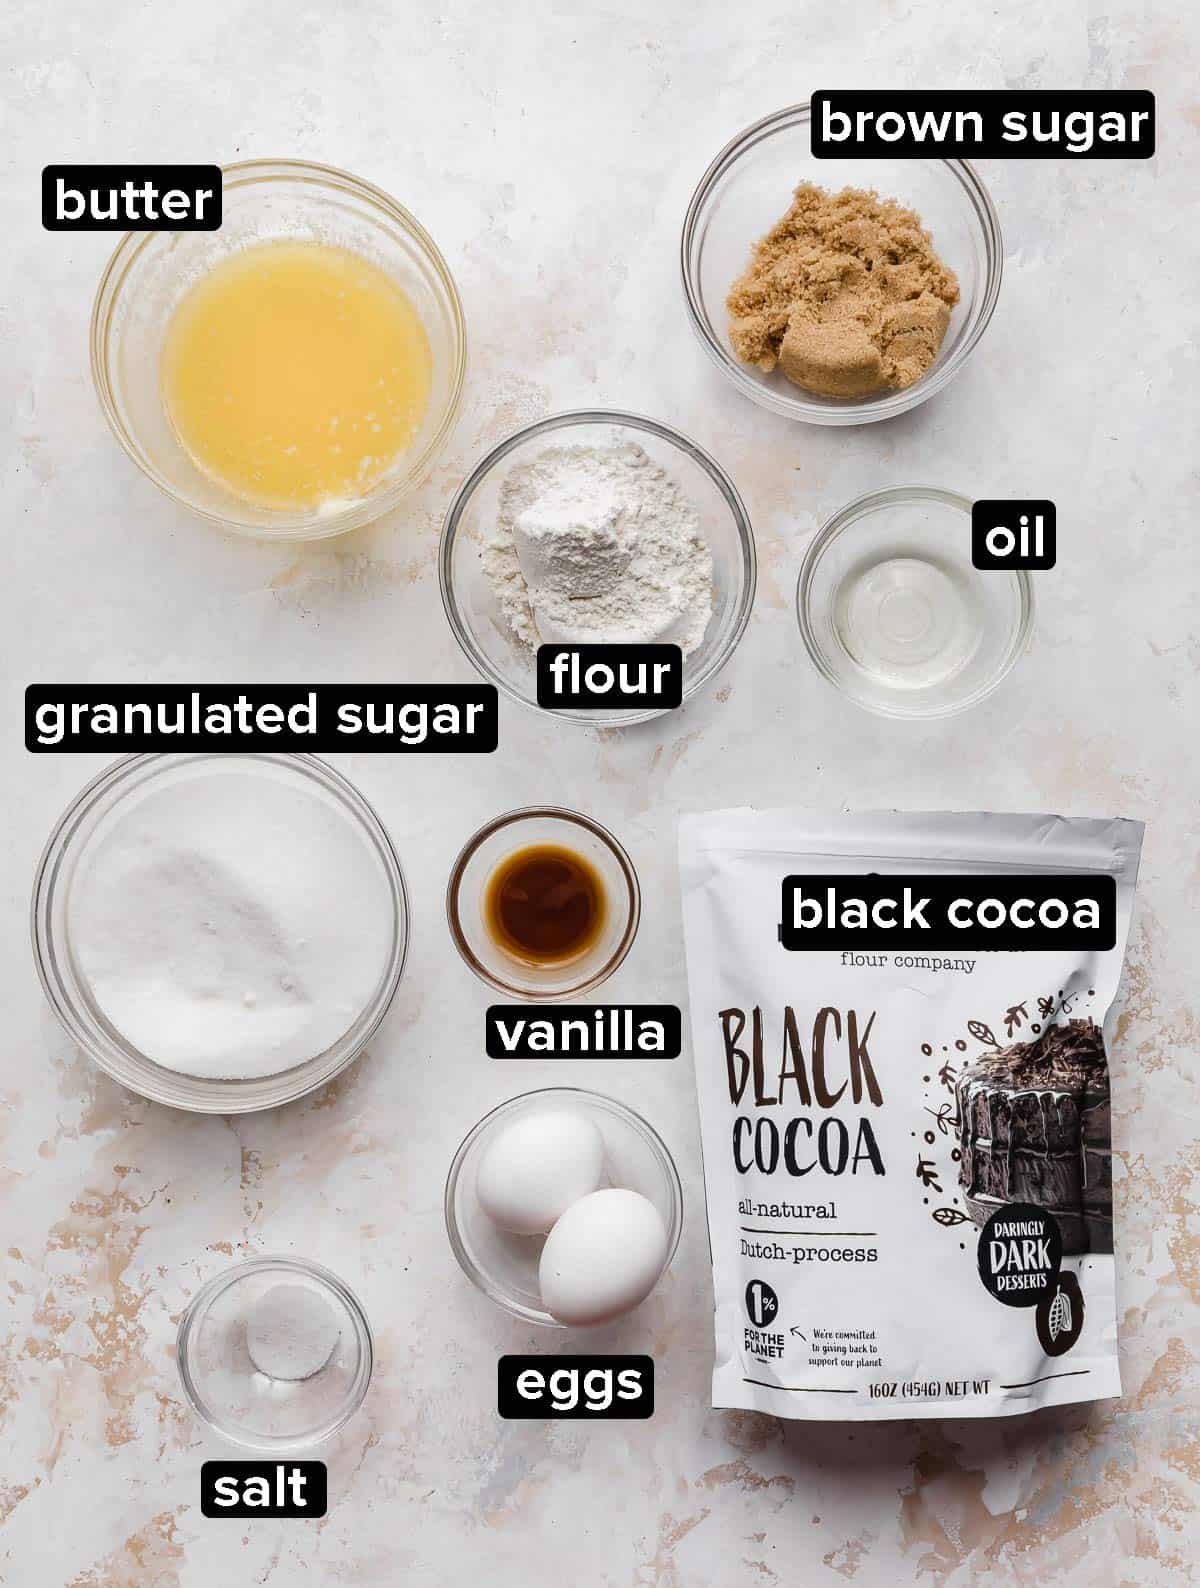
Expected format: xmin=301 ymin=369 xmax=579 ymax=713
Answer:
xmin=480 ymin=440 xmax=714 ymax=654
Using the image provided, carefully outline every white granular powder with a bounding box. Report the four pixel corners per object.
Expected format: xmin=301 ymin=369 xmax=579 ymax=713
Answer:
xmin=481 ymin=441 xmax=714 ymax=655
xmin=68 ymin=759 xmax=393 ymax=1080
xmin=246 ymin=1284 xmax=341 ymax=1381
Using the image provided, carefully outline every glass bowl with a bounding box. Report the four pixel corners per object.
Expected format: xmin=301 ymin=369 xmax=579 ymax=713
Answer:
xmin=177 ymin=1256 xmax=373 ymax=1451
xmin=439 ymin=410 xmax=756 ymax=727
xmin=31 ymin=752 xmax=408 ymax=1112
xmin=681 ymin=103 xmax=1003 ymax=425
xmin=446 ymin=807 xmax=639 ymax=998
xmin=445 ymin=1088 xmax=683 ymax=1328
xmin=796 ymin=486 xmax=1034 ymax=718
xmin=91 ymin=158 xmax=467 ymax=539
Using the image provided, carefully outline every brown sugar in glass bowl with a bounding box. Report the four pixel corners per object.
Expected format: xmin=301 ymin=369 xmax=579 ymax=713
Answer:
xmin=726 ymin=183 xmax=960 ymax=399
xmin=680 ymin=103 xmax=1002 ymax=426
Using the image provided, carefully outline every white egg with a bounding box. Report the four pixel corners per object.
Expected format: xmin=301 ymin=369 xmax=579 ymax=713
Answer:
xmin=475 ymin=1109 xmax=605 ymax=1235
xmin=539 ymin=1188 xmax=668 ymax=1327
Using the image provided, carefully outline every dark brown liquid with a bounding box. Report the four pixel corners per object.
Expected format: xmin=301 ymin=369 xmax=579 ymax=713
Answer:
xmin=484 ymin=844 xmax=606 ymax=966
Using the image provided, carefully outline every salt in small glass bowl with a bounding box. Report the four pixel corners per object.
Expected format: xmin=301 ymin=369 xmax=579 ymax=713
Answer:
xmin=176 ymin=1255 xmax=373 ymax=1452
xmin=444 ymin=1088 xmax=683 ymax=1328
xmin=446 ymin=806 xmax=639 ymax=999
xmin=681 ymin=103 xmax=1003 ymax=425
xmin=31 ymin=751 xmax=408 ymax=1113
xmin=439 ymin=409 xmax=756 ymax=727
xmin=796 ymin=486 xmax=1034 ymax=718
xmin=91 ymin=158 xmax=467 ymax=539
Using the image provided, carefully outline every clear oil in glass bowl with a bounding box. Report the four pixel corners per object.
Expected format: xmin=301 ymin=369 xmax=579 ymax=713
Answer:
xmin=798 ymin=488 xmax=1033 ymax=718
xmin=833 ymin=553 xmax=983 ymax=692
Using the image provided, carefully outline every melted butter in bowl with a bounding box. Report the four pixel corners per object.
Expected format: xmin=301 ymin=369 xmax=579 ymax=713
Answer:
xmin=161 ymin=240 xmax=431 ymax=513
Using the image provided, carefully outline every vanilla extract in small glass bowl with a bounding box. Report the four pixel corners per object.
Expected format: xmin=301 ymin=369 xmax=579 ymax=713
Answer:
xmin=447 ymin=808 xmax=640 ymax=999
xmin=484 ymin=842 xmax=607 ymax=968
xmin=796 ymin=486 xmax=1033 ymax=718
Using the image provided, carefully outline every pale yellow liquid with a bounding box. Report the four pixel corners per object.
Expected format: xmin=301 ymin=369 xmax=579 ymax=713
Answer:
xmin=161 ymin=240 xmax=432 ymax=512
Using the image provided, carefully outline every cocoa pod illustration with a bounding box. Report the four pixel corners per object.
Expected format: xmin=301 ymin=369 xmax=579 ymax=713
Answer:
xmin=1048 ymin=1286 xmax=1073 ymax=1342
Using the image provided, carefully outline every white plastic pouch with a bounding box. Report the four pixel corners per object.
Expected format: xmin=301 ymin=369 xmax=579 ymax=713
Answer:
xmin=679 ymin=810 xmax=1143 ymax=1420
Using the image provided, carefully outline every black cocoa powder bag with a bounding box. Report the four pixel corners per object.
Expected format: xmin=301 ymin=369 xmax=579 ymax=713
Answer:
xmin=679 ymin=810 xmax=1142 ymax=1419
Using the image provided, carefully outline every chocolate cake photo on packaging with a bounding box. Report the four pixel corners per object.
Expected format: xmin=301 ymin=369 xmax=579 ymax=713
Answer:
xmin=678 ymin=810 xmax=1143 ymax=1422
xmin=957 ymin=1018 xmax=1112 ymax=1256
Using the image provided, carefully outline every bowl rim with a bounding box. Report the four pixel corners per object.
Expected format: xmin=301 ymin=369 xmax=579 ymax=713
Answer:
xmin=680 ymin=102 xmax=1004 ymax=426
xmin=89 ymin=156 xmax=468 ymax=540
xmin=445 ymin=804 xmax=641 ymax=997
xmin=438 ymin=407 xmax=757 ymax=727
xmin=443 ymin=1085 xmax=684 ymax=1328
xmin=176 ymin=1253 xmax=374 ymax=1451
xmin=795 ymin=484 xmax=1035 ymax=718
xmin=31 ymin=750 xmax=409 ymax=1112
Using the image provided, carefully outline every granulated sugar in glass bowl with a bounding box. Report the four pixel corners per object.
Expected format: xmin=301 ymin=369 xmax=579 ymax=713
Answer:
xmin=32 ymin=752 xmax=408 ymax=1111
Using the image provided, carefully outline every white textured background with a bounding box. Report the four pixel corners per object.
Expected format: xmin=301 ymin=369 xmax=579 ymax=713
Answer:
xmin=3 ymin=2 xmax=1198 ymax=1583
